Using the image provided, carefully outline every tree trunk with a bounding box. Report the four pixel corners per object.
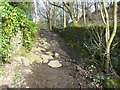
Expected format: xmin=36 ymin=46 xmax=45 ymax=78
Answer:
xmin=69 ymin=7 xmax=78 ymax=26
xmin=94 ymin=2 xmax=98 ymax=12
xmin=72 ymin=19 xmax=78 ymax=26
xmin=53 ymin=2 xmax=56 ymax=27
xmin=63 ymin=5 xmax=67 ymax=28
xmin=82 ymin=2 xmax=86 ymax=25
xmin=34 ymin=0 xmax=38 ymax=24
xmin=48 ymin=19 xmax=52 ymax=30
xmin=105 ymin=0 xmax=117 ymax=72
xmin=103 ymin=2 xmax=110 ymax=72
xmin=100 ymin=0 xmax=117 ymax=72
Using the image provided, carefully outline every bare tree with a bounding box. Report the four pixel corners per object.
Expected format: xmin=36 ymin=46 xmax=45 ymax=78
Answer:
xmin=99 ymin=0 xmax=118 ymax=72
xmin=38 ymin=1 xmax=59 ymax=30
xmin=49 ymin=1 xmax=79 ymax=26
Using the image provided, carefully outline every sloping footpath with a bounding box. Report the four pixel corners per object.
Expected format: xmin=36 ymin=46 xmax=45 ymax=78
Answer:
xmin=0 ymin=30 xmax=96 ymax=88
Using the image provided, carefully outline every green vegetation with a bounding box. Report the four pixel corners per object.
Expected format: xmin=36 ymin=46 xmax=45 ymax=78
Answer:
xmin=53 ymin=25 xmax=120 ymax=74
xmin=0 ymin=1 xmax=119 ymax=89
xmin=105 ymin=78 xmax=120 ymax=88
xmin=92 ymin=75 xmax=110 ymax=84
xmin=12 ymin=76 xmax=21 ymax=84
xmin=0 ymin=2 xmax=39 ymax=63
xmin=0 ymin=70 xmax=6 ymax=76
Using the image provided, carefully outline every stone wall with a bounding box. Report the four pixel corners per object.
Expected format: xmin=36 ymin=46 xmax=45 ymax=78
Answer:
xmin=10 ymin=30 xmax=23 ymax=56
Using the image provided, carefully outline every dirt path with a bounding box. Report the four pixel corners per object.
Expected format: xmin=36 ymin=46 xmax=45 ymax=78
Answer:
xmin=0 ymin=30 xmax=96 ymax=88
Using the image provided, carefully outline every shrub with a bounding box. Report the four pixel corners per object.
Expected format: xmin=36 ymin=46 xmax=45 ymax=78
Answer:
xmin=53 ymin=25 xmax=120 ymax=73
xmin=0 ymin=2 xmax=39 ymax=63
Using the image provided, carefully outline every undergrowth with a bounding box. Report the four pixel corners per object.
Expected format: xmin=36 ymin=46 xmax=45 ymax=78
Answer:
xmin=53 ymin=25 xmax=120 ymax=74
xmin=0 ymin=2 xmax=39 ymax=63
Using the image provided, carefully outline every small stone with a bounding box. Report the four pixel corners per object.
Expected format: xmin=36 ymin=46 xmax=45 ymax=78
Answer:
xmin=42 ymin=59 xmax=49 ymax=63
xmin=38 ymin=47 xmax=46 ymax=52
xmin=41 ymin=55 xmax=54 ymax=63
xmin=46 ymin=51 xmax=53 ymax=56
xmin=54 ymin=53 xmax=60 ymax=58
xmin=13 ymin=56 xmax=23 ymax=64
xmin=24 ymin=69 xmax=32 ymax=73
xmin=48 ymin=60 xmax=62 ymax=68
xmin=36 ymin=58 xmax=43 ymax=63
xmin=41 ymin=55 xmax=53 ymax=60
xmin=22 ymin=57 xmax=30 ymax=66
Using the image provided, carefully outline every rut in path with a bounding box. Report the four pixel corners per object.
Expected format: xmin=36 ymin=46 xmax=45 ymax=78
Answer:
xmin=0 ymin=30 xmax=95 ymax=88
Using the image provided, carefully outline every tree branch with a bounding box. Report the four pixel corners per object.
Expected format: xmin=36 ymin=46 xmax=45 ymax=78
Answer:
xmin=49 ymin=1 xmax=69 ymax=13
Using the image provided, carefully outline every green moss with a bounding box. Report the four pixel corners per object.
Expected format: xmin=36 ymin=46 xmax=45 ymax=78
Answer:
xmin=105 ymin=78 xmax=120 ymax=88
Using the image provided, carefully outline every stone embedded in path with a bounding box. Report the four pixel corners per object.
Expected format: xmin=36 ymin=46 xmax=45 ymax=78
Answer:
xmin=48 ymin=60 xmax=62 ymax=68
xmin=22 ymin=57 xmax=30 ymax=66
xmin=46 ymin=51 xmax=53 ymax=56
xmin=40 ymin=55 xmax=54 ymax=63
xmin=32 ymin=47 xmax=46 ymax=52
xmin=54 ymin=53 xmax=60 ymax=58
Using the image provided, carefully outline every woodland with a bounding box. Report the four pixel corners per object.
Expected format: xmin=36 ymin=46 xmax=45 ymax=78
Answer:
xmin=0 ymin=0 xmax=120 ymax=89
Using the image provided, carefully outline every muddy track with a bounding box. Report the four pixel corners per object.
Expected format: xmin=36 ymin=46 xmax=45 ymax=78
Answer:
xmin=0 ymin=30 xmax=96 ymax=88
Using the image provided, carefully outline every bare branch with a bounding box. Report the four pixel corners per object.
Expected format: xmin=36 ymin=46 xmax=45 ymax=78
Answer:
xmin=49 ymin=1 xmax=69 ymax=13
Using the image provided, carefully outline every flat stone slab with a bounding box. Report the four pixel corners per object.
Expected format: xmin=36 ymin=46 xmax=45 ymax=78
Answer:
xmin=48 ymin=60 xmax=62 ymax=68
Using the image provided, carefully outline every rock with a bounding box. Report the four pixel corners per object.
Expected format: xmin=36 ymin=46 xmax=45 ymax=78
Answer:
xmin=22 ymin=57 xmax=30 ymax=66
xmin=41 ymin=55 xmax=53 ymax=60
xmin=21 ymin=52 xmax=43 ymax=66
xmin=13 ymin=56 xmax=23 ymax=61
xmin=34 ymin=51 xmax=40 ymax=55
xmin=39 ymin=43 xmax=49 ymax=49
xmin=46 ymin=51 xmax=53 ymax=56
xmin=10 ymin=55 xmax=24 ymax=64
xmin=42 ymin=59 xmax=49 ymax=63
xmin=48 ymin=60 xmax=62 ymax=68
xmin=26 ymin=52 xmax=43 ymax=64
xmin=35 ymin=47 xmax=46 ymax=52
xmin=40 ymin=55 xmax=54 ymax=63
xmin=24 ymin=69 xmax=32 ymax=74
xmin=36 ymin=58 xmax=43 ymax=63
xmin=32 ymin=47 xmax=46 ymax=52
xmin=54 ymin=53 xmax=60 ymax=58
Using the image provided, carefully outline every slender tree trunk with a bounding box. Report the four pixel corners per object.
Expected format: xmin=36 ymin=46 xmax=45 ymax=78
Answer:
xmin=53 ymin=2 xmax=56 ymax=27
xmin=82 ymin=2 xmax=86 ymax=25
xmin=105 ymin=0 xmax=117 ymax=72
xmin=72 ymin=19 xmax=78 ymax=26
xmin=76 ymin=1 xmax=79 ymax=21
xmin=100 ymin=0 xmax=117 ymax=72
xmin=103 ymin=2 xmax=110 ymax=72
xmin=63 ymin=5 xmax=67 ymax=28
xmin=69 ymin=7 xmax=78 ymax=26
xmin=100 ymin=2 xmax=106 ymax=25
xmin=48 ymin=19 xmax=52 ymax=30
xmin=94 ymin=2 xmax=98 ymax=12
xmin=34 ymin=0 xmax=38 ymax=24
